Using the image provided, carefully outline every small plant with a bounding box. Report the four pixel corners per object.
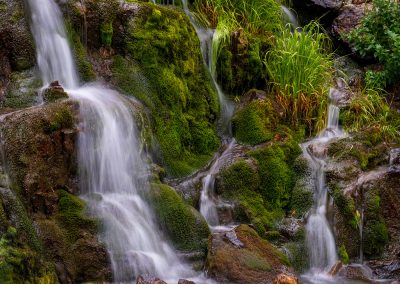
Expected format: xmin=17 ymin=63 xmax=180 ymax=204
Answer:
xmin=264 ymin=22 xmax=334 ymax=132
xmin=347 ymin=0 xmax=400 ymax=89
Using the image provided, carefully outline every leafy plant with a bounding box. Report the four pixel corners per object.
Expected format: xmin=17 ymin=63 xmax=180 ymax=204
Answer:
xmin=347 ymin=0 xmax=400 ymax=88
xmin=264 ymin=22 xmax=334 ymax=132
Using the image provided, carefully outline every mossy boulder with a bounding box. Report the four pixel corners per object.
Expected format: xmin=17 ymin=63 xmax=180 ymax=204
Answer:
xmin=206 ymin=224 xmax=292 ymax=284
xmin=0 ymin=0 xmax=35 ymax=72
xmin=148 ymin=183 xmax=210 ymax=256
xmin=43 ymin=83 xmax=69 ymax=103
xmin=112 ymin=3 xmax=219 ymax=177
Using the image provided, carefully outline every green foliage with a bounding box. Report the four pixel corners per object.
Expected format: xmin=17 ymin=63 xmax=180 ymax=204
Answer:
xmin=338 ymin=244 xmax=350 ymax=264
xmin=285 ymin=242 xmax=308 ymax=273
xmin=49 ymin=108 xmax=74 ymax=132
xmin=232 ymin=99 xmax=278 ymax=145
xmin=118 ymin=4 xmax=219 ymax=176
xmin=341 ymin=88 xmax=400 ymax=143
xmin=149 ymin=183 xmax=210 ymax=253
xmin=56 ymin=190 xmax=98 ymax=242
xmin=347 ymin=0 xmax=400 ymax=88
xmin=265 ymin=22 xmax=334 ymax=133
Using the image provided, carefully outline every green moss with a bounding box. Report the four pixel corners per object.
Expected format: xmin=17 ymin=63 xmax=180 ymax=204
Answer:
xmin=364 ymin=220 xmax=388 ymax=257
xmin=290 ymin=185 xmax=313 ymax=218
xmin=249 ymin=144 xmax=296 ymax=209
xmin=338 ymin=244 xmax=350 ymax=264
xmin=100 ymin=21 xmax=113 ymax=48
xmin=240 ymin=249 xmax=271 ymax=271
xmin=49 ymin=108 xmax=74 ymax=132
xmin=285 ymin=242 xmax=308 ymax=273
xmin=114 ymin=3 xmax=219 ymax=177
xmin=65 ymin=21 xmax=96 ymax=82
xmin=148 ymin=183 xmax=210 ymax=253
xmin=331 ymin=183 xmax=358 ymax=229
xmin=43 ymin=88 xmax=68 ymax=103
xmin=232 ymin=99 xmax=278 ymax=145
xmin=56 ymin=190 xmax=98 ymax=243
xmin=220 ymin=160 xmax=260 ymax=193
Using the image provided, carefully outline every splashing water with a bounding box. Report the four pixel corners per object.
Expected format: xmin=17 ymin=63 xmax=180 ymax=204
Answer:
xmin=25 ymin=0 xmax=204 ymax=281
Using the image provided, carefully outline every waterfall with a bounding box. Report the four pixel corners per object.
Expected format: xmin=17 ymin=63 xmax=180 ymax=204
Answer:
xmin=302 ymin=88 xmax=345 ymax=283
xmin=25 ymin=0 xmax=201 ymax=281
xmin=281 ymin=5 xmax=299 ymax=28
xmin=180 ymin=0 xmax=235 ymax=228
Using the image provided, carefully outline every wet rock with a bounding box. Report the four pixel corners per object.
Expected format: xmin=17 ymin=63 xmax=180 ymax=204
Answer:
xmin=43 ymin=81 xmax=69 ymax=103
xmin=293 ymin=0 xmax=343 ymax=26
xmin=136 ymin=275 xmax=167 ymax=284
xmin=178 ymin=279 xmax=196 ymax=284
xmin=225 ymin=229 xmax=244 ymax=248
xmin=389 ymin=148 xmax=400 ymax=167
xmin=328 ymin=261 xmax=343 ymax=276
xmin=206 ymin=225 xmax=293 ymax=284
xmin=273 ymin=273 xmax=298 ymax=284
xmin=367 ymin=259 xmax=400 ymax=281
xmin=338 ymin=264 xmax=374 ymax=282
xmin=278 ymin=218 xmax=303 ymax=240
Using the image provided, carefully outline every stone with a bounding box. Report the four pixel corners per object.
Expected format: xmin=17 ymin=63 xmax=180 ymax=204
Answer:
xmin=338 ymin=264 xmax=373 ymax=282
xmin=178 ymin=279 xmax=196 ymax=284
xmin=328 ymin=261 xmax=343 ymax=276
xmin=136 ymin=275 xmax=167 ymax=284
xmin=273 ymin=273 xmax=298 ymax=284
xmin=43 ymin=81 xmax=69 ymax=103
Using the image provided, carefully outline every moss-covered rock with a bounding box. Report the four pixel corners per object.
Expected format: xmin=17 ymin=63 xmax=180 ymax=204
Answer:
xmin=0 ymin=0 xmax=35 ymax=72
xmin=206 ymin=225 xmax=292 ymax=284
xmin=148 ymin=183 xmax=210 ymax=255
xmin=232 ymin=98 xmax=278 ymax=145
xmin=112 ymin=3 xmax=219 ymax=177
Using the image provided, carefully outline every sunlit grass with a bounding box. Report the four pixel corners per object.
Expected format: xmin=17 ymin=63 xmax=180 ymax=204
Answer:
xmin=264 ymin=22 xmax=334 ymax=132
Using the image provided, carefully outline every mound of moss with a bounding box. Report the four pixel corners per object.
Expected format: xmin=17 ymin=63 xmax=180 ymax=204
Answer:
xmin=113 ymin=3 xmax=219 ymax=177
xmin=219 ymin=138 xmax=303 ymax=236
xmin=148 ymin=183 xmax=210 ymax=254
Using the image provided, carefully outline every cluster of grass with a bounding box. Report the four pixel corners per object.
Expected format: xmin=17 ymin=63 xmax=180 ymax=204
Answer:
xmin=265 ymin=22 xmax=334 ymax=133
xmin=347 ymin=0 xmax=400 ymax=89
xmin=341 ymin=88 xmax=400 ymax=143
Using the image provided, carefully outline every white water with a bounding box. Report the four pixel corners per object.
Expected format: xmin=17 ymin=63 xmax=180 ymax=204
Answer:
xmin=199 ymin=140 xmax=236 ymax=228
xmin=25 ymin=0 xmax=78 ymax=89
xmin=281 ymin=5 xmax=299 ymax=28
xmin=302 ymin=88 xmax=345 ymax=283
xmin=25 ymin=0 xmax=201 ymax=281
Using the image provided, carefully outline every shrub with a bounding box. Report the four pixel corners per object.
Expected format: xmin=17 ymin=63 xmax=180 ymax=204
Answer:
xmin=347 ymin=0 xmax=400 ymax=88
xmin=265 ymin=22 xmax=334 ymax=133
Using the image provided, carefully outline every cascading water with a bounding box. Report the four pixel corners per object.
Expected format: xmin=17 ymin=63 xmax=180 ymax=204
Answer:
xmin=25 ymin=0 xmax=201 ymax=281
xmin=281 ymin=5 xmax=299 ymax=28
xmin=180 ymin=0 xmax=235 ymax=228
xmin=302 ymin=88 xmax=345 ymax=283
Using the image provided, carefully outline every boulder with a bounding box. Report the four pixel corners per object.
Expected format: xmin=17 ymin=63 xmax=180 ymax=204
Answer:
xmin=136 ymin=275 xmax=167 ymax=284
xmin=206 ymin=225 xmax=293 ymax=283
xmin=43 ymin=81 xmax=69 ymax=103
xmin=273 ymin=273 xmax=298 ymax=284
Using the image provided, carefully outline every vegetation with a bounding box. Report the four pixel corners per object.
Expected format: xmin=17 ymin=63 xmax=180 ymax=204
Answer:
xmin=348 ymin=0 xmax=400 ymax=89
xmin=148 ymin=183 xmax=210 ymax=253
xmin=114 ymin=4 xmax=219 ymax=176
xmin=265 ymin=22 xmax=334 ymax=133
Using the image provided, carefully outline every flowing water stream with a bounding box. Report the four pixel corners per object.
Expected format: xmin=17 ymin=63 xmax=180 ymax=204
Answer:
xmin=25 ymin=0 xmax=203 ymax=282
xmin=301 ymin=88 xmax=345 ymax=283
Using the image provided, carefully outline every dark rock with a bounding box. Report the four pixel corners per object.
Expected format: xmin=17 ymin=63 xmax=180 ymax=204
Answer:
xmin=331 ymin=3 xmax=372 ymax=45
xmin=293 ymin=0 xmax=343 ymax=27
xmin=278 ymin=218 xmax=303 ymax=240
